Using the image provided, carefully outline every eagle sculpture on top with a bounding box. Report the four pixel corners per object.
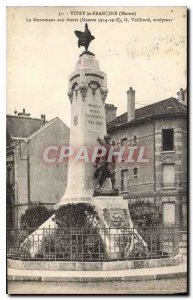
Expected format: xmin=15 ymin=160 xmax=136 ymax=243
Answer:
xmin=74 ymin=23 xmax=95 ymax=52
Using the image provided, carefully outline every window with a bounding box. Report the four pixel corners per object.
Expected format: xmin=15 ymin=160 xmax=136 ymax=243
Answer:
xmin=162 ymin=164 xmax=175 ymax=188
xmin=162 ymin=129 xmax=174 ymax=151
xmin=182 ymin=203 xmax=187 ymax=229
xmin=121 ymin=138 xmax=127 ymax=146
xmin=133 ymin=167 xmax=138 ymax=177
xmin=121 ymin=169 xmax=128 ymax=191
xmin=6 ymin=163 xmax=14 ymax=186
xmin=132 ymin=135 xmax=137 ymax=145
xmin=120 ymin=138 xmax=127 ymax=161
xmin=163 ymin=202 xmax=175 ymax=225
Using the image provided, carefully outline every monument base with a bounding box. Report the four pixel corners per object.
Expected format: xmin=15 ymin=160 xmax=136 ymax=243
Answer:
xmin=93 ymin=189 xmax=120 ymax=197
xmin=22 ymin=195 xmax=147 ymax=260
xmin=91 ymin=196 xmax=147 ymax=259
xmin=54 ymin=197 xmax=91 ymax=209
xmin=8 ymin=255 xmax=183 ymax=271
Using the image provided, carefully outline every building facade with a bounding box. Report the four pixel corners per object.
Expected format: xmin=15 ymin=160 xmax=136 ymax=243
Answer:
xmin=7 ymin=110 xmax=70 ymax=227
xmin=106 ymin=88 xmax=187 ymax=229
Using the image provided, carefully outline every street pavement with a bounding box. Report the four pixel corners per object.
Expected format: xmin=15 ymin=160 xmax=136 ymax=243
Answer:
xmin=8 ymin=278 xmax=187 ymax=294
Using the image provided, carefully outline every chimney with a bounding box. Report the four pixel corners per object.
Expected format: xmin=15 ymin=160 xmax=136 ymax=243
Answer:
xmin=127 ymin=87 xmax=135 ymax=121
xmin=41 ymin=114 xmax=46 ymax=124
xmin=18 ymin=108 xmax=31 ymax=118
xmin=177 ymin=88 xmax=187 ymax=106
xmin=105 ymin=104 xmax=117 ymax=124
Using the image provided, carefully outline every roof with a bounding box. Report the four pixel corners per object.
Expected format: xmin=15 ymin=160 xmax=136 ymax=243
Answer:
xmin=27 ymin=117 xmax=69 ymax=141
xmin=6 ymin=115 xmax=69 ymax=148
xmin=7 ymin=115 xmax=42 ymax=139
xmin=107 ymin=97 xmax=187 ymax=130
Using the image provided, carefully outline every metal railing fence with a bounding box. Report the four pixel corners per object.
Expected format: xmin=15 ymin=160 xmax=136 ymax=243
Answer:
xmin=7 ymin=226 xmax=180 ymax=262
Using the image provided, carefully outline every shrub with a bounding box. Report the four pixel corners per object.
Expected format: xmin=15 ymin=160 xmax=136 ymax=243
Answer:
xmin=20 ymin=205 xmax=54 ymax=231
xmin=52 ymin=203 xmax=100 ymax=228
xmin=129 ymin=200 xmax=162 ymax=256
xmin=38 ymin=203 xmax=105 ymax=260
xmin=129 ymin=200 xmax=161 ymax=227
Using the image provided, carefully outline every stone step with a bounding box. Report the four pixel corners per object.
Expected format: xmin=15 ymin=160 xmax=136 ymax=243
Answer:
xmin=179 ymin=241 xmax=187 ymax=248
xmin=180 ymin=231 xmax=187 ymax=241
xmin=179 ymin=248 xmax=187 ymax=255
xmin=181 ymin=235 xmax=187 ymax=242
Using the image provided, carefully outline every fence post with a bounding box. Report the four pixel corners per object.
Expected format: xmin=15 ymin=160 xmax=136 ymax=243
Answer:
xmin=70 ymin=228 xmax=72 ymax=261
xmin=81 ymin=228 xmax=84 ymax=262
xmin=172 ymin=226 xmax=175 ymax=258
xmin=48 ymin=225 xmax=50 ymax=261
xmin=54 ymin=228 xmax=56 ymax=261
xmin=99 ymin=229 xmax=101 ymax=262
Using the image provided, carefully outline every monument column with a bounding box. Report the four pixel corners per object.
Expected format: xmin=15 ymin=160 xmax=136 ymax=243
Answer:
xmin=60 ymin=52 xmax=108 ymax=203
xmin=25 ymin=24 xmax=147 ymax=259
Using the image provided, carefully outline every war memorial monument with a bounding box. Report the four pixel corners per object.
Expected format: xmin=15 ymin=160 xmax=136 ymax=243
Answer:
xmin=8 ymin=23 xmax=182 ymax=274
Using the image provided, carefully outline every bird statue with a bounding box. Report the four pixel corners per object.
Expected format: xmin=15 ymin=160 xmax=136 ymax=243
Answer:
xmin=74 ymin=23 xmax=95 ymax=52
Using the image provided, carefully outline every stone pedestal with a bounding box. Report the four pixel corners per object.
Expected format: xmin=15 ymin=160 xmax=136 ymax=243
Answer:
xmin=91 ymin=197 xmax=147 ymax=259
xmin=60 ymin=52 xmax=108 ymax=204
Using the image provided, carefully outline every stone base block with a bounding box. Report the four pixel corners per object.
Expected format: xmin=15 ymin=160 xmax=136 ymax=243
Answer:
xmin=8 ymin=255 xmax=183 ymax=271
xmin=54 ymin=197 xmax=91 ymax=209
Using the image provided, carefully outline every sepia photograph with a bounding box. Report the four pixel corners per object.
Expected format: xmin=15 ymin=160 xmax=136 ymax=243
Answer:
xmin=6 ymin=6 xmax=187 ymax=295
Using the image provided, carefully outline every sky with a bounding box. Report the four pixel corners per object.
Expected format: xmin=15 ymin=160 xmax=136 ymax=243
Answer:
xmin=7 ymin=6 xmax=187 ymax=127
